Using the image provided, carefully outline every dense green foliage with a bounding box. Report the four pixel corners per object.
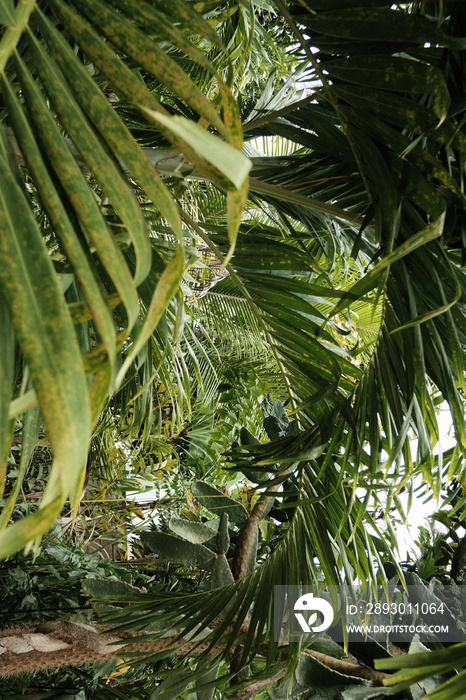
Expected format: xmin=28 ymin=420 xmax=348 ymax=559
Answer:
xmin=1 ymin=0 xmax=466 ymax=698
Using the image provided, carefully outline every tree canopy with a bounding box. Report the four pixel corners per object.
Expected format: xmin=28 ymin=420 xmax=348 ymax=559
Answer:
xmin=1 ymin=0 xmax=466 ymax=698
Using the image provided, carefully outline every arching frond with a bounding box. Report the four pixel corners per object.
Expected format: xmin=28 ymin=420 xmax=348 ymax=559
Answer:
xmin=0 ymin=0 xmax=249 ymax=557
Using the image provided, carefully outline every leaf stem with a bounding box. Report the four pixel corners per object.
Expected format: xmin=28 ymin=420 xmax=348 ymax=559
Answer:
xmin=243 ymin=94 xmax=317 ymax=132
xmin=0 ymin=0 xmax=36 ymax=75
xmin=249 ymin=177 xmax=362 ymax=224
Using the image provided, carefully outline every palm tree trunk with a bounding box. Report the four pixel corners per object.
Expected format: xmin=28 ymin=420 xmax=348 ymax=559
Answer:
xmin=0 ymin=620 xmax=389 ymax=689
xmin=0 ymin=621 xmax=212 ymax=677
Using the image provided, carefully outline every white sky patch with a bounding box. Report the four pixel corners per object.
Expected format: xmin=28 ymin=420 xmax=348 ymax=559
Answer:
xmin=388 ymin=404 xmax=457 ymax=561
xmin=356 ymin=403 xmax=457 ymax=563
xmin=400 ymin=405 xmax=456 ymax=553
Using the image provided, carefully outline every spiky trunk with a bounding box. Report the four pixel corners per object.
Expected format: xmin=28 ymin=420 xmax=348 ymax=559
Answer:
xmin=0 ymin=621 xmax=210 ymax=677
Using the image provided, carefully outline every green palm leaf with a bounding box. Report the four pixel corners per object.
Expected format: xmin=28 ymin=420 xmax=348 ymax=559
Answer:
xmin=0 ymin=0 xmax=249 ymax=555
xmin=103 ymin=6 xmax=466 ymax=688
xmin=236 ymin=0 xmax=466 ymax=480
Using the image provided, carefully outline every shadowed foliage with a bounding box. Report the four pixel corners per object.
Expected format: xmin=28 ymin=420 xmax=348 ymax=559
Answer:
xmin=1 ymin=1 xmax=466 ymax=698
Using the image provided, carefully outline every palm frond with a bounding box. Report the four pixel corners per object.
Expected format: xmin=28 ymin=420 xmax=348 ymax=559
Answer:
xmin=197 ymin=276 xmax=269 ymax=356
xmin=0 ymin=0 xmax=249 ymax=556
xmin=235 ymin=0 xmax=466 ymax=480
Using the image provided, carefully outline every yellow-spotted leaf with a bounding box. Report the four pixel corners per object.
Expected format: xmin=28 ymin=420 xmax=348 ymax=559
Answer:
xmin=0 ymin=140 xmax=91 ymax=556
xmin=141 ymin=109 xmax=252 ymax=191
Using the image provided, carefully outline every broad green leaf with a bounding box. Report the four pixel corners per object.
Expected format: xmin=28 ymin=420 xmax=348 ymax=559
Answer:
xmin=216 ymin=513 xmax=230 ymax=554
xmin=169 ymin=517 xmax=219 ymax=544
xmin=330 ymin=214 xmax=445 ymax=318
xmin=0 ymin=0 xmax=35 ymax=73
xmin=294 ymin=651 xmax=362 ymax=690
xmin=83 ymin=579 xmax=145 ymax=599
xmin=342 ymin=684 xmax=388 ymax=698
xmin=240 ymin=428 xmax=261 ymax=446
xmin=306 ymin=7 xmax=444 ymax=45
xmin=14 ymin=52 xmax=140 ymax=332
xmin=141 ymin=531 xmax=215 ymax=570
xmin=0 ymin=290 xmax=14 ymax=492
xmin=142 ymin=109 xmax=251 ymax=191
xmin=195 ymin=660 xmax=221 ymax=700
xmin=26 ymin=27 xmax=152 ymax=287
xmin=0 ymin=76 xmax=117 ymax=372
xmin=0 ymin=0 xmax=15 ymax=27
xmin=0 ymin=132 xmax=90 ymax=555
xmin=34 ymin=7 xmax=183 ymax=239
xmin=190 ymin=480 xmax=248 ymax=523
xmin=325 ymin=55 xmax=450 ymax=123
xmin=0 ymin=405 xmax=40 ymax=530
xmin=115 ymin=244 xmax=185 ymax=391
xmin=211 ymin=554 xmax=235 ymax=588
